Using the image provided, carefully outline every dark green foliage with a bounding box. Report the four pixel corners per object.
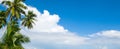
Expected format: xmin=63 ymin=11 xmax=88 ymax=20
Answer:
xmin=22 ymin=11 xmax=36 ymax=29
xmin=0 ymin=0 xmax=36 ymax=49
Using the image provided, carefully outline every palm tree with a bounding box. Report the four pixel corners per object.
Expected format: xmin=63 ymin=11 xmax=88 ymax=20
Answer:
xmin=13 ymin=32 xmax=30 ymax=49
xmin=0 ymin=0 xmax=36 ymax=49
xmin=0 ymin=20 xmax=30 ymax=49
xmin=22 ymin=11 xmax=36 ymax=29
xmin=2 ymin=0 xmax=27 ymax=21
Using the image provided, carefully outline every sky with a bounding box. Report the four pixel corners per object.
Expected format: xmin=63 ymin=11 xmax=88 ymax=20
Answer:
xmin=0 ymin=0 xmax=120 ymax=49
xmin=24 ymin=0 xmax=120 ymax=35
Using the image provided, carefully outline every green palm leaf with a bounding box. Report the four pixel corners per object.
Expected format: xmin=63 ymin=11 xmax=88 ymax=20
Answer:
xmin=0 ymin=11 xmax=7 ymax=29
xmin=22 ymin=11 xmax=36 ymax=29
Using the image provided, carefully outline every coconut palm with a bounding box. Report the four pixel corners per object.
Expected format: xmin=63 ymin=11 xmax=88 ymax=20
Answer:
xmin=0 ymin=21 xmax=30 ymax=49
xmin=0 ymin=0 xmax=36 ymax=49
xmin=22 ymin=11 xmax=36 ymax=29
xmin=13 ymin=32 xmax=30 ymax=48
xmin=2 ymin=0 xmax=27 ymax=20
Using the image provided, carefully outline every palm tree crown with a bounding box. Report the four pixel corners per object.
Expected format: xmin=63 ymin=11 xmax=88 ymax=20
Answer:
xmin=22 ymin=11 xmax=36 ymax=29
xmin=2 ymin=0 xmax=27 ymax=20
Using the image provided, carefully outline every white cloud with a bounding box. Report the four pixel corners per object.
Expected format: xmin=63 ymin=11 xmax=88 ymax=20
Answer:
xmin=101 ymin=46 xmax=108 ymax=49
xmin=20 ymin=5 xmax=120 ymax=49
xmin=18 ymin=5 xmax=89 ymax=49
xmin=24 ymin=5 xmax=68 ymax=33
xmin=21 ymin=6 xmax=88 ymax=45
xmin=22 ymin=5 xmax=120 ymax=49
xmin=87 ymin=30 xmax=120 ymax=45
xmin=90 ymin=30 xmax=120 ymax=38
xmin=31 ymin=9 xmax=68 ymax=33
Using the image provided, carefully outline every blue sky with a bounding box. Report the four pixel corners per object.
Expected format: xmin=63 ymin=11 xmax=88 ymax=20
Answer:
xmin=24 ymin=0 xmax=120 ymax=35
xmin=1 ymin=0 xmax=120 ymax=49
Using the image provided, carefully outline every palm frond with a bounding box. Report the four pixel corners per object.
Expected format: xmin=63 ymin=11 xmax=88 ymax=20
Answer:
xmin=22 ymin=11 xmax=36 ymax=29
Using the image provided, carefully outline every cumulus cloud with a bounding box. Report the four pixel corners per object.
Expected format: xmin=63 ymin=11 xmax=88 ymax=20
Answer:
xmin=86 ymin=30 xmax=120 ymax=49
xmin=88 ymin=30 xmax=120 ymax=45
xmin=21 ymin=6 xmax=88 ymax=46
xmin=22 ymin=5 xmax=120 ymax=49
xmin=30 ymin=9 xmax=68 ymax=33
xmin=89 ymin=30 xmax=120 ymax=38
